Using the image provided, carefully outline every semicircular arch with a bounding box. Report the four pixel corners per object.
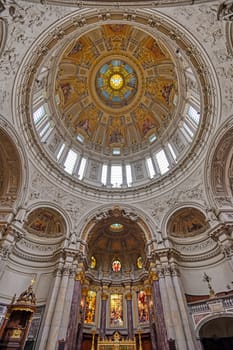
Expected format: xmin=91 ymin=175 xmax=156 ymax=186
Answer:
xmin=79 ymin=204 xmax=155 ymax=244
xmin=161 ymin=202 xmax=209 ymax=239
xmin=205 ymin=116 xmax=233 ymax=209
xmin=195 ymin=312 xmax=233 ymax=338
xmin=0 ymin=116 xmax=29 ymax=210
xmin=23 ymin=201 xmax=71 ymax=239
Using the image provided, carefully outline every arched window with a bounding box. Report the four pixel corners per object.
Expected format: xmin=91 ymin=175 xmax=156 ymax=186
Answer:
xmin=112 ymin=258 xmax=121 ymax=272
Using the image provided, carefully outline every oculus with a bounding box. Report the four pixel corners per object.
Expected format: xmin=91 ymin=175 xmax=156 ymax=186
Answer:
xmin=110 ymin=223 xmax=124 ymax=232
xmin=95 ymin=59 xmax=137 ymax=108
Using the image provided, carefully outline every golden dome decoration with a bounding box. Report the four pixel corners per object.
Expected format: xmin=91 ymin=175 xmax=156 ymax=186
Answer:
xmin=95 ymin=59 xmax=137 ymax=108
xmin=55 ymin=24 xmax=178 ymax=153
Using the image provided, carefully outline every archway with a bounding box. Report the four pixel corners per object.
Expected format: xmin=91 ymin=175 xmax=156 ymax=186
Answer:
xmin=68 ymin=205 xmax=156 ymax=350
xmin=200 ymin=317 xmax=233 ymax=350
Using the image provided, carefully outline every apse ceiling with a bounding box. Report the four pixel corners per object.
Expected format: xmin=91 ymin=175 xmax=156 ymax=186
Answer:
xmin=55 ymin=24 xmax=178 ymax=154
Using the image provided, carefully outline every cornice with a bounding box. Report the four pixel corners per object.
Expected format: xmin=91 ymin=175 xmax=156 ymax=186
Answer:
xmin=19 ymin=0 xmax=216 ymax=8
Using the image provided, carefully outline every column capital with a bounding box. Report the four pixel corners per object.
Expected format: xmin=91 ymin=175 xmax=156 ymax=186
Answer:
xmin=144 ymin=286 xmax=152 ymax=296
xmin=149 ymin=271 xmax=159 ymax=282
xmin=101 ymin=292 xmax=108 ymax=300
xmin=75 ymin=271 xmax=85 ymax=283
xmin=125 ymin=292 xmax=132 ymax=300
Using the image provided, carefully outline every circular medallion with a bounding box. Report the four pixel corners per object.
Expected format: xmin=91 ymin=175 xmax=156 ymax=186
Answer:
xmin=95 ymin=59 xmax=138 ymax=109
xmin=110 ymin=74 xmax=124 ymax=90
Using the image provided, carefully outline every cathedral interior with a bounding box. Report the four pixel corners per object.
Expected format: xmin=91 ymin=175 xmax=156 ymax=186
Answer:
xmin=0 ymin=0 xmax=233 ymax=349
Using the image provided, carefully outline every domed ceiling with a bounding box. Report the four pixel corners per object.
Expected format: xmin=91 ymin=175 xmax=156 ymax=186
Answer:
xmin=55 ymin=24 xmax=178 ymax=153
xmin=86 ymin=208 xmax=146 ymax=276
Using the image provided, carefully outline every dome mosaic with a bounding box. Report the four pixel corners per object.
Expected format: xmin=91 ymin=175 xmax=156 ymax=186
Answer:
xmin=55 ymin=24 xmax=178 ymax=152
xmin=95 ymin=59 xmax=138 ymax=108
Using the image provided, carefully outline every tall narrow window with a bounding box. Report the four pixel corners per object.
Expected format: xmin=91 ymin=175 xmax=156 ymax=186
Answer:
xmin=126 ymin=164 xmax=132 ymax=186
xmin=168 ymin=143 xmax=177 ymax=161
xmin=64 ymin=150 xmax=77 ymax=174
xmin=101 ymin=164 xmax=108 ymax=185
xmin=84 ymin=291 xmax=96 ymax=324
xmin=78 ymin=157 xmax=87 ymax=179
xmin=110 ymin=294 xmax=123 ymax=327
xmin=146 ymin=157 xmax=155 ymax=178
xmin=138 ymin=291 xmax=149 ymax=323
xmin=56 ymin=143 xmax=65 ymax=160
xmin=33 ymin=105 xmax=46 ymax=125
xmin=156 ymin=149 xmax=169 ymax=175
xmin=111 ymin=165 xmax=122 ymax=187
xmin=188 ymin=105 xmax=200 ymax=125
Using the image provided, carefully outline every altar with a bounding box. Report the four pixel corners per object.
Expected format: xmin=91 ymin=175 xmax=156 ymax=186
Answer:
xmin=97 ymin=332 xmax=136 ymax=350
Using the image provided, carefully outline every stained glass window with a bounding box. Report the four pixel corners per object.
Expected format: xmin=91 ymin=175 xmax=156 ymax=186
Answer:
xmin=137 ymin=291 xmax=149 ymax=323
xmin=110 ymin=294 xmax=123 ymax=327
xmin=112 ymin=259 xmax=121 ymax=272
xmin=84 ymin=291 xmax=96 ymax=324
xmin=90 ymin=256 xmax=96 ymax=269
xmin=110 ymin=223 xmax=124 ymax=232
xmin=137 ymin=257 xmax=143 ymax=269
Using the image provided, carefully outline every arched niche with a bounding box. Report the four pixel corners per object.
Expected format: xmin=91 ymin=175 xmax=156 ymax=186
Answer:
xmin=0 ymin=128 xmax=22 ymax=208
xmin=23 ymin=207 xmax=66 ymax=238
xmin=80 ymin=206 xmax=151 ymax=281
xmin=167 ymin=207 xmax=209 ymax=238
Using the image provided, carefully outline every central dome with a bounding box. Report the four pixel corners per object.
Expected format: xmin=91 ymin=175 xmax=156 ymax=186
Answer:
xmin=95 ymin=59 xmax=138 ymax=108
xmin=30 ymin=19 xmax=202 ymax=189
xmin=54 ymin=24 xmax=178 ymax=153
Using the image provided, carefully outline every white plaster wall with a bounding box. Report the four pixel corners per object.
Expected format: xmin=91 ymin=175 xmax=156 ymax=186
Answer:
xmin=180 ymin=261 xmax=233 ymax=295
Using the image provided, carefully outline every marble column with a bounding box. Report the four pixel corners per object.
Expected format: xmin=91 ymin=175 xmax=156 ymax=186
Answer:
xmin=151 ymin=274 xmax=169 ymax=350
xmin=125 ymin=292 xmax=134 ymax=339
xmin=46 ymin=265 xmax=70 ymax=350
xmin=145 ymin=287 xmax=157 ymax=350
xmin=76 ymin=288 xmax=88 ymax=350
xmin=65 ymin=273 xmax=83 ymax=350
xmin=158 ymin=271 xmax=175 ymax=340
xmin=58 ymin=269 xmax=75 ymax=340
xmin=164 ymin=267 xmax=187 ymax=350
xmin=99 ymin=292 xmax=108 ymax=339
xmin=172 ymin=269 xmax=198 ymax=350
xmin=38 ymin=266 xmax=62 ymax=350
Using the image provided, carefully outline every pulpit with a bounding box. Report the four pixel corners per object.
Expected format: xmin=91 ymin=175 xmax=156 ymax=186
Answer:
xmin=0 ymin=281 xmax=36 ymax=350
